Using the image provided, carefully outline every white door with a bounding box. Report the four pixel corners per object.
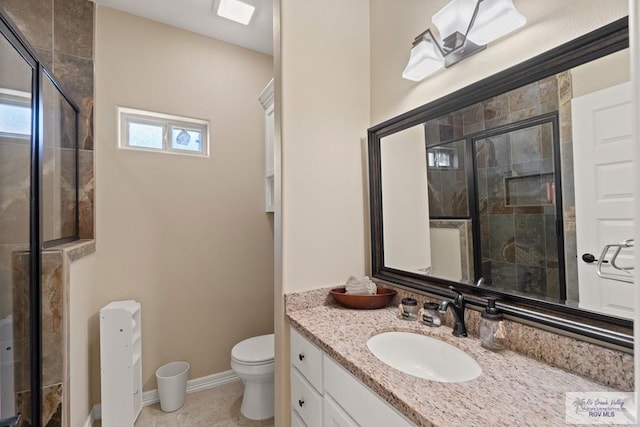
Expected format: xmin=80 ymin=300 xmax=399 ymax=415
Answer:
xmin=572 ymin=82 xmax=634 ymax=318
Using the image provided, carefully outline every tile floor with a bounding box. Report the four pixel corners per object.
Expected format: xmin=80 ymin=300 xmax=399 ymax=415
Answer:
xmin=95 ymin=380 xmax=274 ymax=427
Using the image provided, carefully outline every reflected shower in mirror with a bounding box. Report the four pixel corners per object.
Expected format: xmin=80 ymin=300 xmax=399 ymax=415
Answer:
xmin=474 ymin=119 xmax=561 ymax=300
xmin=377 ymin=46 xmax=633 ymax=321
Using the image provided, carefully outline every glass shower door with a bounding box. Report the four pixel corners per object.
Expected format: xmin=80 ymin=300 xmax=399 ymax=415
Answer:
xmin=0 ymin=23 xmax=34 ymax=426
xmin=474 ymin=119 xmax=563 ymax=299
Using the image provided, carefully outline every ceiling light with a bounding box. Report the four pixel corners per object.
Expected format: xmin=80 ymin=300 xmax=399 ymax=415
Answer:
xmin=217 ymin=0 xmax=255 ymax=25
xmin=402 ymin=0 xmax=526 ymax=81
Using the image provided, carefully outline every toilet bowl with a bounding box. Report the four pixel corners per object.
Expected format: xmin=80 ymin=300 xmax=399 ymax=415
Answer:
xmin=231 ymin=333 xmax=274 ymax=420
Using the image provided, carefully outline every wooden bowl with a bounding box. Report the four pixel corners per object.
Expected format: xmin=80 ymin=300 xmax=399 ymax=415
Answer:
xmin=330 ymin=287 xmax=397 ymax=310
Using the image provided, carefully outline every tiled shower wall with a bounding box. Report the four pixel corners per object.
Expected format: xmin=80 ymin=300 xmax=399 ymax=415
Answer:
xmin=0 ymin=0 xmax=94 ymax=426
xmin=0 ymin=0 xmax=95 ymax=239
xmin=424 ymin=72 xmax=577 ymax=301
xmin=12 ymin=251 xmax=66 ymax=427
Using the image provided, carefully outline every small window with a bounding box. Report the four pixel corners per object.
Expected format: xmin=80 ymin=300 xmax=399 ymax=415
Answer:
xmin=427 ymin=147 xmax=458 ymax=169
xmin=118 ymin=107 xmax=209 ymax=157
xmin=0 ymin=89 xmax=31 ymax=139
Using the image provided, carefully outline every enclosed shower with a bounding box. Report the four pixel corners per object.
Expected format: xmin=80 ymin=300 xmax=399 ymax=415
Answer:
xmin=424 ymin=74 xmax=568 ymax=302
xmin=0 ymin=13 xmax=79 ymax=427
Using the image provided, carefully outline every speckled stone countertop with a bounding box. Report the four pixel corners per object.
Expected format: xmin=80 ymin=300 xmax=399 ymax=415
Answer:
xmin=287 ymin=302 xmax=622 ymax=427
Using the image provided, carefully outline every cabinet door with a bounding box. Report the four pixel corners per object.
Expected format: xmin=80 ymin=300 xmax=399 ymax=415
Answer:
xmin=291 ymin=368 xmax=323 ymax=427
xmin=323 ymin=395 xmax=358 ymax=427
xmin=290 ymin=327 xmax=323 ymax=391
xmin=292 ymin=409 xmax=308 ymax=427
xmin=324 ymin=355 xmax=414 ymax=427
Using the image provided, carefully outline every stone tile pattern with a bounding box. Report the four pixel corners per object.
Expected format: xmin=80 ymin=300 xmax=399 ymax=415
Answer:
xmin=12 ymin=250 xmax=66 ymax=426
xmin=92 ymin=381 xmax=274 ymax=427
xmin=8 ymin=240 xmax=94 ymax=425
xmin=0 ymin=0 xmax=95 ymax=240
xmin=287 ymin=291 xmax=627 ymax=427
xmin=557 ymin=71 xmax=579 ymax=301
xmin=423 ymin=74 xmax=575 ymax=300
xmin=42 ymin=76 xmax=80 ymax=241
xmin=59 ymin=238 xmax=95 ymax=262
xmin=426 ymin=139 xmax=468 ymax=217
xmin=16 ymin=383 xmax=63 ymax=427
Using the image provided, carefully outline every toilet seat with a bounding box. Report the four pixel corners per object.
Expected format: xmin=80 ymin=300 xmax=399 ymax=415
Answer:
xmin=231 ymin=333 xmax=274 ymax=365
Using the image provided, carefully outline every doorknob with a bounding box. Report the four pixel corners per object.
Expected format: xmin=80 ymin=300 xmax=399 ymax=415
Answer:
xmin=582 ymin=253 xmax=608 ymax=264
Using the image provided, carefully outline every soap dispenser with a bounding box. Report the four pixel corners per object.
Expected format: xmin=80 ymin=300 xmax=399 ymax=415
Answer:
xmin=479 ymin=298 xmax=507 ymax=351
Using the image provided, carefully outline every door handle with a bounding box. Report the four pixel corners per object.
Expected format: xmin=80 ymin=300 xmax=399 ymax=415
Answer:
xmin=581 ymin=253 xmax=607 ymax=264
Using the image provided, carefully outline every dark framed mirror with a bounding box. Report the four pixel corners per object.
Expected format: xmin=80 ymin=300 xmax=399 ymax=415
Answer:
xmin=368 ymin=17 xmax=632 ymax=349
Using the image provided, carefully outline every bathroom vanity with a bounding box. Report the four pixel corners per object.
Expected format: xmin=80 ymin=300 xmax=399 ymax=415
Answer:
xmin=290 ymin=327 xmax=413 ymax=427
xmin=286 ymin=288 xmax=627 ymax=427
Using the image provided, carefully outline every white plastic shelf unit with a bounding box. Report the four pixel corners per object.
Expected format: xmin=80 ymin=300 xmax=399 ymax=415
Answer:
xmin=100 ymin=300 xmax=142 ymax=427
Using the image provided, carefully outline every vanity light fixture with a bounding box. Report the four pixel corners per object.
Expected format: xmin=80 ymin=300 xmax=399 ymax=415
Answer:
xmin=402 ymin=0 xmax=526 ymax=81
xmin=216 ymin=0 xmax=255 ymax=25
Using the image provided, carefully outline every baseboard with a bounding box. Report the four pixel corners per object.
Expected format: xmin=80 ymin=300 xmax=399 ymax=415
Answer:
xmin=87 ymin=369 xmax=239 ymax=424
xmin=142 ymin=369 xmax=239 ymax=406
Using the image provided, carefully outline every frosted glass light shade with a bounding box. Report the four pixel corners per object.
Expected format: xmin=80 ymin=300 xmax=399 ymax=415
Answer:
xmin=402 ymin=36 xmax=444 ymax=81
xmin=466 ymin=0 xmax=526 ymax=45
xmin=432 ymin=0 xmax=477 ymax=39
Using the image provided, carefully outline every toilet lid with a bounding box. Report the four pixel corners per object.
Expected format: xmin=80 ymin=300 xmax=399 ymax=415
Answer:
xmin=232 ymin=333 xmax=274 ymax=364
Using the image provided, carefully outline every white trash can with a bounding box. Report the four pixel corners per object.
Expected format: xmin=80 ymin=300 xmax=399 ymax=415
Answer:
xmin=155 ymin=361 xmax=190 ymax=412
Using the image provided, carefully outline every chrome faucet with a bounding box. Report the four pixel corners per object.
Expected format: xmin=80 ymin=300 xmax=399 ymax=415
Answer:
xmin=439 ymin=286 xmax=468 ymax=337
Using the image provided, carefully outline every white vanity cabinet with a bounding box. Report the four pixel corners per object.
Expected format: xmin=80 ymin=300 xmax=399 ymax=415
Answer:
xmin=290 ymin=327 xmax=324 ymax=427
xmin=290 ymin=327 xmax=414 ymax=427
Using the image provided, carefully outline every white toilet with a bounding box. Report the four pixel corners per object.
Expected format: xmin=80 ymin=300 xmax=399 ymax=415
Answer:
xmin=230 ymin=333 xmax=275 ymax=420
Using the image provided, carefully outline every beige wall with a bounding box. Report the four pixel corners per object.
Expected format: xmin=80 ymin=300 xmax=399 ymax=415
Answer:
xmin=572 ymin=48 xmax=630 ymax=97
xmin=430 ymin=228 xmax=462 ymax=281
xmin=69 ymin=253 xmax=98 ymax=426
xmin=92 ymin=6 xmax=274 ymax=403
xmin=280 ymin=0 xmax=370 ymax=291
xmin=274 ymin=0 xmax=370 ymax=424
xmin=380 ymin=126 xmax=430 ymax=273
xmin=370 ymin=0 xmax=629 ymax=125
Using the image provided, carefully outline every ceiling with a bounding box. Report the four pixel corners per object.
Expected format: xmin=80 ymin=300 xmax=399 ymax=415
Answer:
xmin=93 ymin=0 xmax=274 ymax=55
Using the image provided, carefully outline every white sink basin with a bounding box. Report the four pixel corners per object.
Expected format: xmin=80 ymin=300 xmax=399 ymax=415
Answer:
xmin=366 ymin=331 xmax=481 ymax=383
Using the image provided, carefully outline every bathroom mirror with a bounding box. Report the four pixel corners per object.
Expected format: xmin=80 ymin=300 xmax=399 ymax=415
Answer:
xmin=369 ymin=18 xmax=632 ymax=348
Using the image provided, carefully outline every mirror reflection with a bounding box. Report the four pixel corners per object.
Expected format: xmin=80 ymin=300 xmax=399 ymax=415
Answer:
xmin=380 ymin=48 xmax=633 ymax=320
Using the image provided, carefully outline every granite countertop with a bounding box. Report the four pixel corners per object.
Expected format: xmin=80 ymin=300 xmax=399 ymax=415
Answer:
xmin=287 ymin=303 xmax=621 ymax=427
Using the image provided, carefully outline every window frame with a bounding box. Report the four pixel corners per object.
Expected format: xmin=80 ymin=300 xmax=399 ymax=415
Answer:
xmin=118 ymin=106 xmax=210 ymax=157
